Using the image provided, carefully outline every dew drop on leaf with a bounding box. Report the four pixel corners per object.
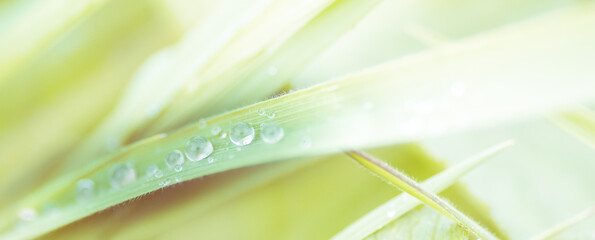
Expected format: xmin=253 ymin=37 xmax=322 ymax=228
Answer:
xmin=164 ymin=150 xmax=185 ymax=167
xmin=174 ymin=165 xmax=183 ymax=172
xmin=260 ymin=122 xmax=284 ymax=144
xmin=229 ymin=122 xmax=255 ymax=146
xmin=145 ymin=164 xmax=162 ymax=179
xmin=198 ymin=118 xmax=207 ymax=128
xmin=18 ymin=208 xmax=37 ymax=221
xmin=266 ymin=112 xmax=276 ymax=119
xmin=210 ymin=126 xmax=221 ymax=135
xmin=75 ymin=179 xmax=95 ymax=202
xmin=184 ymin=136 xmax=213 ymax=162
xmin=108 ymin=163 xmax=136 ymax=189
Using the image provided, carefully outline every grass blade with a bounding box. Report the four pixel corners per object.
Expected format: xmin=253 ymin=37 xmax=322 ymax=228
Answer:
xmin=333 ymin=140 xmax=514 ymax=239
xmin=530 ymin=206 xmax=595 ymax=240
xmin=550 ymin=105 xmax=595 ymax=149
xmin=345 ymin=150 xmax=500 ymax=240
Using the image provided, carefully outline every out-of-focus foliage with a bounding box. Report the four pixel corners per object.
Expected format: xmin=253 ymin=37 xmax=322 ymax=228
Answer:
xmin=1 ymin=0 xmax=595 ymax=239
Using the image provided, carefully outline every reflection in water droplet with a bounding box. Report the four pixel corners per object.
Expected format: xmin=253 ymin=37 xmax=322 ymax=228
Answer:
xmin=109 ymin=163 xmax=136 ymax=189
xmin=229 ymin=122 xmax=255 ymax=146
xmin=184 ymin=136 xmax=213 ymax=162
xmin=211 ymin=126 xmax=221 ymax=136
xmin=260 ymin=123 xmax=284 ymax=144
xmin=75 ymin=179 xmax=95 ymax=202
xmin=164 ymin=150 xmax=185 ymax=167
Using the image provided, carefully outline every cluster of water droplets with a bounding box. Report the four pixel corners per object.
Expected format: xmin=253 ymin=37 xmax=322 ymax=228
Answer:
xmin=257 ymin=108 xmax=276 ymax=119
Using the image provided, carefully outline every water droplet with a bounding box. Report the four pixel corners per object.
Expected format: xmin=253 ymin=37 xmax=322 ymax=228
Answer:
xmin=146 ymin=164 xmax=161 ymax=178
xmin=198 ymin=119 xmax=207 ymax=128
xmin=41 ymin=203 xmax=60 ymax=217
xmin=210 ymin=126 xmax=221 ymax=135
xmin=174 ymin=177 xmax=181 ymax=183
xmin=19 ymin=208 xmax=37 ymax=221
xmin=75 ymin=179 xmax=95 ymax=202
xmin=207 ymin=157 xmax=214 ymax=164
xmin=268 ymin=66 xmax=278 ymax=76
xmin=229 ymin=122 xmax=255 ymax=146
xmin=450 ymin=82 xmax=465 ymax=97
xmin=260 ymin=123 xmax=284 ymax=144
xmin=174 ymin=165 xmax=183 ymax=172
xmin=386 ymin=209 xmax=396 ymax=218
xmin=219 ymin=132 xmax=227 ymax=139
xmin=300 ymin=137 xmax=312 ymax=149
xmin=164 ymin=150 xmax=185 ymax=167
xmin=257 ymin=108 xmax=266 ymax=116
xmin=109 ymin=163 xmax=136 ymax=189
xmin=159 ymin=179 xmax=171 ymax=187
xmin=266 ymin=112 xmax=276 ymax=119
xmin=184 ymin=136 xmax=213 ymax=162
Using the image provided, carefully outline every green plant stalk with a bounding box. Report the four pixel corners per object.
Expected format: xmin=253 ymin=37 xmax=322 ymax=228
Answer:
xmin=334 ymin=140 xmax=514 ymax=239
xmin=529 ymin=206 xmax=595 ymax=240
xmin=345 ymin=150 xmax=498 ymax=240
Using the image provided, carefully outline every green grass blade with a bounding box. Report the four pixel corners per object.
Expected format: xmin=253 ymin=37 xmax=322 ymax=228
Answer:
xmin=61 ymin=0 xmax=383 ymax=171
xmin=530 ymin=206 xmax=595 ymax=240
xmin=344 ymin=150 xmax=499 ymax=240
xmin=550 ymin=105 xmax=595 ymax=149
xmin=333 ymin=140 xmax=514 ymax=240
xmin=0 ymin=0 xmax=108 ymax=85
xmin=3 ymin=3 xmax=595 ymax=238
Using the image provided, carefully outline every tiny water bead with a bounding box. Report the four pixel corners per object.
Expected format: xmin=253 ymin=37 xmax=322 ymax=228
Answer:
xmin=207 ymin=157 xmax=214 ymax=164
xmin=260 ymin=122 xmax=284 ymax=144
xmin=108 ymin=163 xmax=137 ymax=189
xmin=174 ymin=165 xmax=183 ymax=172
xmin=164 ymin=150 xmax=185 ymax=167
xmin=75 ymin=179 xmax=95 ymax=202
xmin=210 ymin=126 xmax=221 ymax=135
xmin=145 ymin=164 xmax=163 ymax=179
xmin=229 ymin=122 xmax=255 ymax=146
xmin=257 ymin=108 xmax=266 ymax=116
xmin=184 ymin=136 xmax=213 ymax=162
xmin=266 ymin=112 xmax=276 ymax=119
xmin=198 ymin=119 xmax=207 ymax=128
xmin=18 ymin=208 xmax=37 ymax=221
